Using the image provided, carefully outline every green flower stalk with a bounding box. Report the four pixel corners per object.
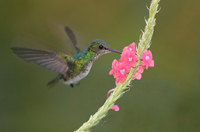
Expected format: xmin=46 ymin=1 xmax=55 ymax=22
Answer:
xmin=75 ymin=0 xmax=160 ymax=131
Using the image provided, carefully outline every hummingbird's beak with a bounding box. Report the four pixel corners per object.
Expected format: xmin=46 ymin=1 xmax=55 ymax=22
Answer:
xmin=108 ymin=48 xmax=122 ymax=54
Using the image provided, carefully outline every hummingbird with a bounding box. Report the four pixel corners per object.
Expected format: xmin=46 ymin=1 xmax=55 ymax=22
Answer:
xmin=11 ymin=27 xmax=121 ymax=87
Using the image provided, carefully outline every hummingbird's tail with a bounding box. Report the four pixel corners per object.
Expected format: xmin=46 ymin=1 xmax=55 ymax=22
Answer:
xmin=47 ymin=75 xmax=62 ymax=88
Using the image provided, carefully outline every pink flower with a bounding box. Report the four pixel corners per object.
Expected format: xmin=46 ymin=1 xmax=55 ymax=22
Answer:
xmin=109 ymin=60 xmax=129 ymax=85
xmin=111 ymin=105 xmax=120 ymax=111
xmin=137 ymin=65 xmax=145 ymax=73
xmin=132 ymin=71 xmax=142 ymax=80
xmin=123 ymin=42 xmax=136 ymax=52
xmin=116 ymin=62 xmax=129 ymax=82
xmin=109 ymin=42 xmax=154 ymax=85
xmin=132 ymin=66 xmax=145 ymax=80
xmin=109 ymin=59 xmax=118 ymax=76
xmin=141 ymin=50 xmax=154 ymax=69
xmin=107 ymin=89 xmax=120 ymax=112
xmin=109 ymin=43 xmax=138 ymax=85
xmin=120 ymin=42 xmax=137 ymax=68
xmin=108 ymin=43 xmax=155 ymax=111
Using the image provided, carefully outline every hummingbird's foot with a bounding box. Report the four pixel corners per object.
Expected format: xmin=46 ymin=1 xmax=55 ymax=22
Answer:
xmin=70 ymin=82 xmax=80 ymax=88
xmin=70 ymin=84 xmax=74 ymax=88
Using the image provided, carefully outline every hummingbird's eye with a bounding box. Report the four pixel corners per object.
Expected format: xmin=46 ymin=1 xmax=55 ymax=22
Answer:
xmin=98 ymin=45 xmax=104 ymax=49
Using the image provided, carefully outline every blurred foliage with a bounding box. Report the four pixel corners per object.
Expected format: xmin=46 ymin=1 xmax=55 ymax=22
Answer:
xmin=0 ymin=0 xmax=200 ymax=132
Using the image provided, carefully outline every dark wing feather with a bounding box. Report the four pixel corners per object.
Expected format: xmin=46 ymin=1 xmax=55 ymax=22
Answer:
xmin=11 ymin=47 xmax=68 ymax=75
xmin=64 ymin=26 xmax=80 ymax=53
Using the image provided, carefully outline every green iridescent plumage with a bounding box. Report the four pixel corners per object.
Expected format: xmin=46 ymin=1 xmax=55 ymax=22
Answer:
xmin=11 ymin=27 xmax=121 ymax=87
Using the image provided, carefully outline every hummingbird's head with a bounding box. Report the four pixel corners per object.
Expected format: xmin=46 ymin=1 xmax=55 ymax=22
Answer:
xmin=88 ymin=39 xmax=121 ymax=57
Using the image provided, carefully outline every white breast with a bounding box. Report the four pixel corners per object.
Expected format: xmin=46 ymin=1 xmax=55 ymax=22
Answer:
xmin=63 ymin=62 xmax=93 ymax=85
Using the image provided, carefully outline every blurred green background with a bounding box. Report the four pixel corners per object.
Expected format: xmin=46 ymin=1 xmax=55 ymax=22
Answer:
xmin=1 ymin=0 xmax=200 ymax=132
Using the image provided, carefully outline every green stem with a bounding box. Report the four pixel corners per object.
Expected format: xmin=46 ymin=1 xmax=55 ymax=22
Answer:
xmin=75 ymin=0 xmax=160 ymax=131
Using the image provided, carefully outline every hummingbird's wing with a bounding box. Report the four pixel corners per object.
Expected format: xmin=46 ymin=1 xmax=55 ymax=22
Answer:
xmin=11 ymin=47 xmax=69 ymax=76
xmin=64 ymin=26 xmax=81 ymax=53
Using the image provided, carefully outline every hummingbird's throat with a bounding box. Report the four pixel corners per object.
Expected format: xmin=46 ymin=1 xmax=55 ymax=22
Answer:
xmin=93 ymin=50 xmax=111 ymax=61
